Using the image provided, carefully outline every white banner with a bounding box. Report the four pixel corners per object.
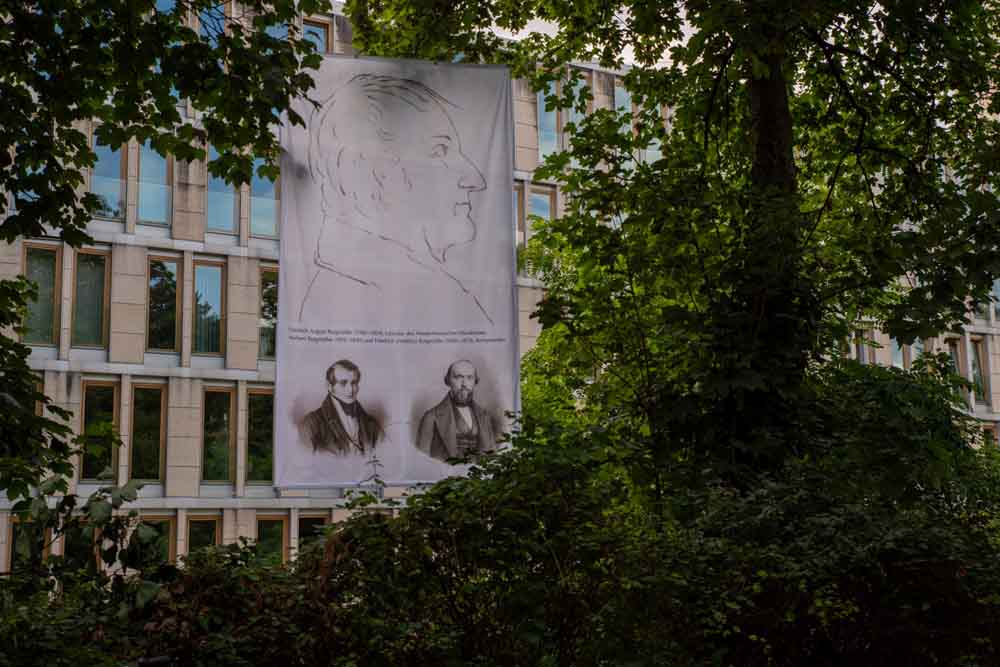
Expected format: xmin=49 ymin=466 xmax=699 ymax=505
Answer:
xmin=275 ymin=56 xmax=517 ymax=487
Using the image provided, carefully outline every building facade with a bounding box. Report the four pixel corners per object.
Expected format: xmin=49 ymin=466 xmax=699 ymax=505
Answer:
xmin=6 ymin=5 xmax=996 ymax=571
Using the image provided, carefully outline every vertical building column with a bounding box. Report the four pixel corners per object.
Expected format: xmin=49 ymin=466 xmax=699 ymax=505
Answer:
xmin=65 ymin=373 xmax=83 ymax=495
xmin=235 ymin=380 xmax=247 ymax=497
xmin=222 ymin=508 xmax=238 ymax=545
xmin=176 ymin=508 xmax=188 ymax=559
xmin=238 ymin=184 xmax=250 ymax=247
xmin=289 ymin=507 xmax=300 ymax=558
xmin=237 ymin=509 xmax=255 ymax=543
xmin=181 ymin=250 xmax=194 ymax=367
xmin=0 ymin=512 xmax=9 ymax=573
xmin=117 ymin=374 xmax=132 ymax=486
xmin=58 ymin=243 xmax=74 ymax=360
xmin=0 ymin=239 xmax=21 ymax=281
xmin=513 ymin=78 xmax=538 ymax=173
xmin=165 ymin=376 xmax=202 ymax=497
xmin=172 ymin=154 xmax=206 ymax=242
xmin=226 ymin=256 xmax=260 ymax=371
xmin=109 ymin=244 xmax=147 ymax=363
xmin=125 ymin=139 xmax=139 ymax=234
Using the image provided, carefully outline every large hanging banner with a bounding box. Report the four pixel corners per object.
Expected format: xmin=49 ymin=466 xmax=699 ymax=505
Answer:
xmin=275 ymin=56 xmax=517 ymax=487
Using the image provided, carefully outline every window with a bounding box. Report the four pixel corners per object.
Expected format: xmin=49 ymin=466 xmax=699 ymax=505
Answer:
xmin=128 ymin=516 xmax=175 ymax=566
xmin=147 ymin=257 xmax=181 ymax=351
xmin=984 ymin=425 xmax=997 ymax=448
xmin=972 ymin=339 xmax=990 ymax=406
xmin=303 ymin=19 xmax=330 ymax=53
xmin=614 ymin=80 xmax=633 ymax=129
xmin=61 ymin=522 xmax=98 ymax=573
xmin=187 ymin=516 xmax=221 ymax=552
xmin=138 ymin=141 xmax=171 ymax=225
xmin=911 ymin=338 xmax=925 ymax=363
xmin=91 ymin=135 xmax=124 ymax=219
xmin=23 ymin=244 xmax=61 ymax=345
xmin=250 ymin=158 xmax=279 ymax=237
xmin=202 ymin=388 xmax=234 ymax=482
xmin=8 ymin=517 xmax=48 ymax=573
xmin=255 ymin=516 xmax=288 ymax=564
xmin=71 ymin=250 xmax=110 ymax=348
xmin=297 ymin=515 xmax=328 ymax=549
xmin=199 ymin=6 xmax=225 ymax=48
xmin=537 ymin=80 xmax=559 ymax=161
xmin=259 ymin=267 xmax=277 ymax=358
xmin=947 ymin=339 xmax=962 ymax=375
xmin=206 ymin=146 xmax=237 ymax=233
xmin=853 ymin=330 xmax=873 ymax=364
xmin=193 ymin=261 xmax=225 ymax=355
xmin=890 ymin=337 xmax=905 ymax=369
xmin=130 ymin=385 xmax=165 ymax=481
xmin=80 ymin=380 xmax=118 ymax=481
xmin=247 ymin=389 xmax=274 ymax=483
xmin=565 ymin=72 xmax=589 ymax=129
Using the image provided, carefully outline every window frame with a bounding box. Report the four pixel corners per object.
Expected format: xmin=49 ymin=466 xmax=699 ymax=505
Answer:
xmin=971 ymin=337 xmax=991 ymax=407
xmin=249 ymin=161 xmax=281 ymax=239
xmin=302 ymin=18 xmax=332 ymax=54
xmin=536 ymin=79 xmax=562 ymax=163
xmin=21 ymin=241 xmax=62 ymax=346
xmin=90 ymin=129 xmax=127 ymax=221
xmin=201 ymin=386 xmax=236 ymax=483
xmin=186 ymin=515 xmax=222 ymax=552
xmin=255 ymin=514 xmax=289 ymax=564
xmin=135 ymin=515 xmax=177 ymax=564
xmin=146 ymin=254 xmax=183 ymax=353
xmin=258 ymin=265 xmax=278 ymax=359
xmin=526 ymin=184 xmax=556 ymax=243
xmin=205 ymin=145 xmax=239 ymax=235
xmin=192 ymin=259 xmax=227 ymax=356
xmin=130 ymin=382 xmax=167 ymax=483
xmin=246 ymin=387 xmax=274 ymax=484
xmin=70 ymin=247 xmax=112 ymax=349
xmin=513 ymin=182 xmax=525 ymax=247
xmin=7 ymin=515 xmax=51 ymax=573
xmin=296 ymin=513 xmax=329 ymax=550
xmin=79 ymin=378 xmax=120 ymax=482
xmin=136 ymin=142 xmax=173 ymax=227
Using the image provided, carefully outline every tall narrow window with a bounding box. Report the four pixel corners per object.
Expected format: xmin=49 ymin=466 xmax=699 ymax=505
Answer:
xmin=147 ymin=257 xmax=180 ymax=351
xmin=9 ymin=518 xmax=48 ymax=572
xmin=61 ymin=523 xmax=98 ymax=573
xmin=127 ymin=517 xmax=175 ymax=566
xmin=131 ymin=385 xmax=165 ymax=481
xmin=202 ymin=388 xmax=234 ymax=482
xmin=23 ymin=244 xmax=60 ymax=345
xmin=81 ymin=381 xmax=118 ymax=481
xmin=947 ymin=340 xmax=962 ymax=375
xmin=247 ymin=390 xmax=274 ymax=483
xmin=537 ymin=80 xmax=558 ymax=161
xmin=72 ymin=250 xmax=110 ymax=348
xmin=298 ymin=515 xmax=328 ymax=549
xmin=972 ymin=339 xmax=989 ymax=406
xmin=259 ymin=268 xmax=277 ymax=358
xmin=303 ymin=20 xmax=330 ymax=53
xmin=206 ymin=146 xmax=237 ymax=233
xmin=911 ymin=338 xmax=925 ymax=363
xmin=614 ymin=81 xmax=633 ymax=128
xmin=250 ymin=158 xmax=279 ymax=237
xmin=138 ymin=141 xmax=171 ymax=225
xmin=256 ymin=516 xmax=287 ymax=564
xmin=187 ymin=517 xmax=220 ymax=552
xmin=199 ymin=7 xmax=224 ymax=48
xmin=193 ymin=261 xmax=225 ymax=355
xmin=890 ymin=337 xmax=905 ymax=369
xmin=566 ymin=74 xmax=588 ymax=129
xmin=92 ymin=137 xmax=124 ymax=219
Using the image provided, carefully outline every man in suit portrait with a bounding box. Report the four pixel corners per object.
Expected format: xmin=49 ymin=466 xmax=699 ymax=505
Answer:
xmin=416 ymin=359 xmax=499 ymax=461
xmin=303 ymin=360 xmax=382 ymax=456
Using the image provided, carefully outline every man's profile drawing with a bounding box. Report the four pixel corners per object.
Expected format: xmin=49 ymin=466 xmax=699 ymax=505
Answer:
xmin=302 ymin=359 xmax=382 ymax=456
xmin=299 ymin=73 xmax=492 ymax=323
xmin=416 ymin=359 xmax=500 ymax=461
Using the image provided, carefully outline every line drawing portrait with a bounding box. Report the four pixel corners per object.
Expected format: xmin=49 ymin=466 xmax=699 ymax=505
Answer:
xmin=301 ymin=359 xmax=383 ymax=456
xmin=299 ymin=73 xmax=493 ymax=323
xmin=416 ymin=359 xmax=500 ymax=461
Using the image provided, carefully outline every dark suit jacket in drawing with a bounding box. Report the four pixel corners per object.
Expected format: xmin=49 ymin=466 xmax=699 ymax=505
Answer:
xmin=416 ymin=396 xmax=499 ymax=461
xmin=302 ymin=395 xmax=381 ymax=456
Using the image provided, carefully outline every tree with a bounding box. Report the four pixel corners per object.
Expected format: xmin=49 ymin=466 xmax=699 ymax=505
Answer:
xmin=0 ymin=0 xmax=328 ymax=501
